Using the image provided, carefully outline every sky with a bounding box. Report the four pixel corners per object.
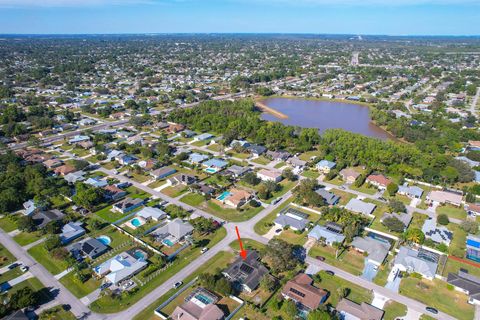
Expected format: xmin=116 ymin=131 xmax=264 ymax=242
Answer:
xmin=0 ymin=0 xmax=479 ymax=35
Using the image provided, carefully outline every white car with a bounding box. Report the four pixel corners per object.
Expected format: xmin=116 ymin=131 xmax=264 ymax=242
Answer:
xmin=20 ymin=265 xmax=28 ymax=272
xmin=201 ymin=247 xmax=209 ymax=254
xmin=173 ymin=281 xmax=183 ymax=289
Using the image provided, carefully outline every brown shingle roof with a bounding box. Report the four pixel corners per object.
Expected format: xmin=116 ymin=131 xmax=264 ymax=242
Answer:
xmin=281 ymin=273 xmax=327 ymax=310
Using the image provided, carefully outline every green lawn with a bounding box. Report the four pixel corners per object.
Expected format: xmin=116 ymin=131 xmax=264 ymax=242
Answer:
xmin=399 ymin=277 xmax=474 ymax=320
xmin=383 ymin=301 xmax=407 ymax=320
xmin=436 ymin=205 xmax=467 ymax=220
xmin=0 ymin=244 xmax=15 ymax=267
xmin=309 ymin=245 xmax=365 ymax=276
xmin=126 ymin=186 xmax=152 ymax=200
xmin=274 ymin=162 xmax=286 ymax=169
xmin=409 ymin=212 xmax=429 ymax=230
xmin=253 ymin=197 xmax=293 ymax=235
xmin=39 ymin=305 xmax=77 ymax=320
xmin=28 ymin=244 xmax=69 ymax=275
xmin=95 ymin=205 xmax=133 ymax=223
xmin=90 ymin=227 xmax=227 ymax=313
xmin=147 ymin=180 xmax=167 ymax=189
xmin=264 ymin=179 xmax=297 ymax=204
xmin=302 ymin=170 xmax=320 ymax=179
xmin=132 ymin=250 xmax=235 ymax=320
xmin=0 ymin=215 xmax=19 ymax=232
xmin=227 ymin=152 xmax=250 ymax=160
xmin=179 ymin=193 xmax=206 ymax=206
xmin=59 ymin=271 xmax=102 ymax=298
xmin=314 ymin=270 xmax=373 ymax=307
xmin=0 ymin=267 xmax=23 ymax=284
xmin=332 ymin=189 xmax=356 ymax=206
xmin=203 ymin=200 xmax=263 ymax=222
xmin=274 ymin=229 xmax=307 ymax=246
xmin=447 ymin=223 xmax=467 ymax=257
xmin=373 ymin=255 xmax=393 ymax=286
xmin=298 ymin=150 xmax=321 ymax=162
xmin=13 ymin=231 xmax=44 ymax=246
xmin=161 ymin=185 xmax=188 ymax=198
xmin=350 ymin=183 xmax=378 ymax=195
xmin=251 ymin=156 xmax=271 ymax=165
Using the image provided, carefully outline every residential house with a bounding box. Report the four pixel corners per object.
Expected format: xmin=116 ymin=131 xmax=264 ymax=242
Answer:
xmin=54 ymin=164 xmax=77 ymax=176
xmin=136 ymin=207 xmax=167 ymax=221
xmin=281 ymin=273 xmax=328 ymax=311
xmin=345 ymin=199 xmax=376 ymax=217
xmin=351 ymin=236 xmax=390 ymax=266
xmin=170 ymin=288 xmax=225 ymax=320
xmin=85 ymin=177 xmax=108 ymax=188
xmin=315 ymin=188 xmax=340 ymax=206
xmin=339 ymin=168 xmax=360 ymax=184
xmin=256 ymin=169 xmax=282 ymax=183
xmin=203 ymin=158 xmax=228 ymax=172
xmin=188 ymin=153 xmax=210 ymax=164
xmin=138 ymin=159 xmax=157 ymax=171
xmin=23 ymin=199 xmax=42 ymax=216
xmin=222 ymin=250 xmax=269 ymax=292
xmin=32 ymin=209 xmax=65 ymax=229
xmin=393 ymin=246 xmax=439 ymax=280
xmin=426 ymin=190 xmax=463 ymax=207
xmin=316 ymin=160 xmax=336 ymax=174
xmin=112 ymin=198 xmax=144 ymax=214
xmin=336 ymin=298 xmax=384 ymax=320
xmin=274 ymin=207 xmax=309 ymax=231
xmin=70 ymin=238 xmax=109 ymax=260
xmin=166 ymin=122 xmax=185 ymax=133
xmin=266 ymin=150 xmax=291 ymax=161
xmin=64 ymin=171 xmax=86 ymax=184
xmin=150 ymin=167 xmax=177 ymax=180
xmin=381 ymin=212 xmax=412 ymax=230
xmin=421 ymin=219 xmax=453 ymax=246
xmin=194 ymin=133 xmax=214 ymax=141
xmin=230 ymin=139 xmax=250 ymax=149
xmin=60 ymin=221 xmax=86 ymax=244
xmin=223 ymin=189 xmax=253 ymax=208
xmin=93 ymin=250 xmax=148 ymax=284
xmin=168 ymin=173 xmax=197 ymax=186
xmin=42 ymin=158 xmax=63 ymax=169
xmin=447 ymin=270 xmax=480 ymax=305
xmin=288 ymin=157 xmax=307 ymax=169
xmin=78 ymin=140 xmax=94 ymax=150
xmin=118 ymin=154 xmax=137 ymax=166
xmin=308 ymin=223 xmax=345 ymax=246
xmin=68 ymin=135 xmax=90 ymax=145
xmin=366 ymin=174 xmax=392 ymax=190
xmin=193 ymin=184 xmax=216 ymax=197
xmin=398 ymin=185 xmax=424 ymax=199
xmin=466 ymin=203 xmax=480 ymax=217
xmin=226 ymin=165 xmax=251 ymax=178
xmin=151 ymin=218 xmax=194 ymax=246
xmin=246 ymin=144 xmax=267 ymax=157
xmin=103 ymin=185 xmax=127 ymax=201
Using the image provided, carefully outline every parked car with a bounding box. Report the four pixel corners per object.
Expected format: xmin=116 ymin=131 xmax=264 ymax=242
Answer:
xmin=325 ymin=270 xmax=335 ymax=276
xmin=275 ymin=229 xmax=282 ymax=233
xmin=316 ymin=256 xmax=325 ymax=261
xmin=8 ymin=263 xmax=19 ymax=270
xmin=20 ymin=265 xmax=29 ymax=272
xmin=201 ymin=247 xmax=209 ymax=254
xmin=100 ymin=282 xmax=112 ymax=291
xmin=426 ymin=307 xmax=438 ymax=314
xmin=173 ymin=281 xmax=183 ymax=289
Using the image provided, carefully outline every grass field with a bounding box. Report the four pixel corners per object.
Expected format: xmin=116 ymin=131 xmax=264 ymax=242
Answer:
xmin=301 ymin=170 xmax=320 ymax=179
xmin=203 ymin=200 xmax=263 ymax=222
xmin=28 ymin=244 xmax=69 ymax=275
xmin=0 ymin=244 xmax=15 ymax=267
xmin=0 ymin=215 xmax=19 ymax=232
xmin=13 ymin=231 xmax=44 ymax=246
xmin=59 ymin=271 xmax=102 ymax=298
xmin=309 ymin=245 xmax=365 ymax=276
xmin=399 ymin=277 xmax=474 ymax=320
xmin=274 ymin=229 xmax=307 ymax=246
xmin=441 ymin=257 xmax=480 ymax=278
xmin=179 ymin=193 xmax=206 ymax=206
xmin=314 ymin=270 xmax=373 ymax=306
xmin=383 ymin=301 xmax=407 ymax=320
xmin=253 ymin=197 xmax=293 ymax=235
xmin=436 ymin=205 xmax=467 ymax=220
xmin=251 ymin=156 xmax=271 ymax=165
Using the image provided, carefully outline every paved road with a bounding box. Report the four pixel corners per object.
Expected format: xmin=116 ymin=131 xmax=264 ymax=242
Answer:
xmin=471 ymin=87 xmax=480 ymax=116
xmin=0 ymin=228 xmax=96 ymax=319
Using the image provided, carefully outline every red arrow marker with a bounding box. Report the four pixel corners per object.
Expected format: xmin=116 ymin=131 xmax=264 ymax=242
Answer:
xmin=235 ymin=226 xmax=247 ymax=260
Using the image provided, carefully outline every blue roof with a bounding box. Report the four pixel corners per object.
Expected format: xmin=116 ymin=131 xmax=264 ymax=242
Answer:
xmin=189 ymin=153 xmax=209 ymax=163
xmin=203 ymin=158 xmax=228 ymax=168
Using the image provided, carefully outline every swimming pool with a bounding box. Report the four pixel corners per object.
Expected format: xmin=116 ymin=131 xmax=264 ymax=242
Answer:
xmin=131 ymin=218 xmax=142 ymax=227
xmin=195 ymin=293 xmax=214 ymax=304
xmin=205 ymin=167 xmax=218 ymax=174
xmin=216 ymin=191 xmax=231 ymax=201
xmin=162 ymin=238 xmax=175 ymax=247
xmin=133 ymin=250 xmax=147 ymax=260
xmin=96 ymin=235 xmax=111 ymax=246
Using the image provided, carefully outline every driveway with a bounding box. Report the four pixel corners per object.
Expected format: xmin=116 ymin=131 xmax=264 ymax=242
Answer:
xmin=361 ymin=261 xmax=378 ymax=282
xmin=385 ymin=274 xmax=401 ymax=293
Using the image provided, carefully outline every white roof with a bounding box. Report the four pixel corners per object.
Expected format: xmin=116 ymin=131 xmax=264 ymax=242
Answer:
xmin=137 ymin=207 xmax=167 ymax=221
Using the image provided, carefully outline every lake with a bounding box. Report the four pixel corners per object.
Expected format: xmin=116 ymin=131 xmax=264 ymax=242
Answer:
xmin=260 ymin=97 xmax=392 ymax=140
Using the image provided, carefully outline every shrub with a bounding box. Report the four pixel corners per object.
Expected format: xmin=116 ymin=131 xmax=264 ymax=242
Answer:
xmin=437 ymin=214 xmax=449 ymax=225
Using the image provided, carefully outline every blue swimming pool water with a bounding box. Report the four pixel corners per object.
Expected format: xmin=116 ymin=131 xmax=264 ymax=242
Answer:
xmin=163 ymin=239 xmax=175 ymax=247
xmin=216 ymin=191 xmax=231 ymax=201
xmin=205 ymin=167 xmax=217 ymax=174
xmin=96 ymin=236 xmax=111 ymax=246
xmin=195 ymin=293 xmax=214 ymax=304
xmin=131 ymin=218 xmax=142 ymax=227
xmin=134 ymin=250 xmax=147 ymax=260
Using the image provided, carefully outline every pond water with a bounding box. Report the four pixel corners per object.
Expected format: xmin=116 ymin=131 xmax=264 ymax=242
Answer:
xmin=260 ymin=97 xmax=392 ymax=140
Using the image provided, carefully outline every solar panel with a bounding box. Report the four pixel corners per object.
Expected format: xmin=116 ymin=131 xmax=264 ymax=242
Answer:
xmin=239 ymin=263 xmax=254 ymax=274
xmin=418 ymin=248 xmax=440 ymax=263
xmin=289 ymin=288 xmax=306 ymax=298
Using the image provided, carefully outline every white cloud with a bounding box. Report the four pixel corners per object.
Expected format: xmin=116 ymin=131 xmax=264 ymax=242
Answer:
xmin=241 ymin=0 xmax=480 ymax=6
